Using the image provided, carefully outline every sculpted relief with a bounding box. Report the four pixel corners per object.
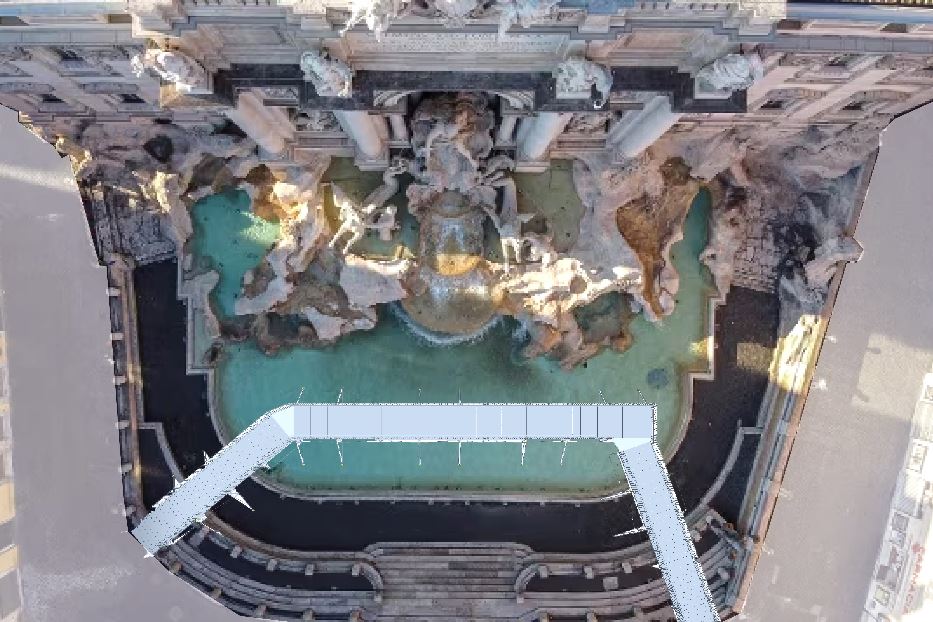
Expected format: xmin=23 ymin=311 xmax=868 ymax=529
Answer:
xmin=554 ymin=57 xmax=614 ymax=108
xmin=695 ymin=53 xmax=765 ymax=96
xmin=130 ymin=49 xmax=210 ymax=94
xmin=300 ymin=49 xmax=354 ymax=98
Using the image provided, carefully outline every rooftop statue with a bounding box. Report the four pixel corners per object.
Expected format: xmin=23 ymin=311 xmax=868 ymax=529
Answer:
xmin=695 ymin=53 xmax=765 ymax=96
xmin=431 ymin=0 xmax=484 ymax=27
xmin=497 ymin=0 xmax=560 ymax=38
xmin=334 ymin=0 xmax=557 ymax=40
xmin=130 ymin=48 xmax=210 ymax=94
xmin=300 ymin=49 xmax=354 ymax=98
xmin=554 ymin=57 xmax=614 ymax=109
xmin=342 ymin=0 xmax=412 ymax=40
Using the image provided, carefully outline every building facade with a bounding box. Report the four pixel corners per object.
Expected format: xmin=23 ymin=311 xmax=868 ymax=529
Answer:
xmin=2 ymin=1 xmax=932 ymax=621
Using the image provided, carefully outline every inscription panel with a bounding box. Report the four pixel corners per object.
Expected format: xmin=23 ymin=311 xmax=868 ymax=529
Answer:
xmin=349 ymin=31 xmax=562 ymax=54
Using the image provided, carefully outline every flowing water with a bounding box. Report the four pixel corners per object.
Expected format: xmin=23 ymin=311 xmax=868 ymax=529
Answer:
xmin=190 ymin=171 xmax=714 ymax=495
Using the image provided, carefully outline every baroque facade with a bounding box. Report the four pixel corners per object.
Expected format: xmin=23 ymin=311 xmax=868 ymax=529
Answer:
xmin=2 ymin=1 xmax=933 ymax=621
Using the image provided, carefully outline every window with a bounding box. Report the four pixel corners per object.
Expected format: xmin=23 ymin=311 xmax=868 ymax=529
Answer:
xmin=0 ymin=17 xmax=27 ymax=26
xmin=759 ymin=99 xmax=785 ymax=110
xmin=40 ymin=94 xmax=64 ymax=104
xmin=882 ymin=23 xmax=909 ymax=34
xmin=118 ymin=93 xmax=145 ymax=104
xmin=827 ymin=54 xmax=860 ymax=68
xmin=842 ymin=100 xmax=866 ymax=112
xmin=55 ymin=48 xmax=83 ymax=62
xmin=776 ymin=19 xmax=804 ymax=31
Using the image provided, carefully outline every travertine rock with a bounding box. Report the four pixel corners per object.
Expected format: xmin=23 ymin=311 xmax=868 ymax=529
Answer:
xmin=303 ymin=307 xmax=377 ymax=342
xmin=339 ymin=255 xmax=412 ymax=309
xmin=180 ymin=270 xmax=222 ymax=341
xmin=700 ymin=185 xmax=748 ymax=298
xmin=140 ymin=171 xmax=192 ymax=245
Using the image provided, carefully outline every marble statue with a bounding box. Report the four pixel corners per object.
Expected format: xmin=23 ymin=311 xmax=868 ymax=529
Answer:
xmin=361 ymin=156 xmax=410 ymax=215
xmin=300 ymin=49 xmax=354 ymax=98
xmin=431 ymin=0 xmax=482 ymax=27
xmin=695 ymin=53 xmax=764 ymax=95
xmin=481 ymin=178 xmax=534 ymax=273
xmin=342 ymin=0 xmax=411 ymax=40
xmin=329 ymin=184 xmax=368 ymax=253
xmin=409 ymin=92 xmax=495 ymax=192
xmin=554 ymin=57 xmax=614 ymax=108
xmin=130 ymin=49 xmax=210 ymax=94
xmin=497 ymin=0 xmax=560 ymax=38
xmin=424 ymin=115 xmax=480 ymax=172
xmin=329 ymin=171 xmax=404 ymax=253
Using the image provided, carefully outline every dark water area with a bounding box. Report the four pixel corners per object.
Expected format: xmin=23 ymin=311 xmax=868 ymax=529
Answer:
xmin=134 ymin=257 xmax=779 ymax=552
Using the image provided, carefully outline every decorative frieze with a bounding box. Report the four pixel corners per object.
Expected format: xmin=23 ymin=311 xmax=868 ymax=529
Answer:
xmin=347 ymin=31 xmax=566 ymax=55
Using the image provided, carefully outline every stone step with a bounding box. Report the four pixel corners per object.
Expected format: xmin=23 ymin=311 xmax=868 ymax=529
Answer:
xmin=379 ymin=591 xmax=518 ymax=603
xmin=374 ymin=555 xmax=523 ymax=567
xmin=382 ymin=575 xmax=514 ymax=585
xmin=380 ymin=566 xmax=516 ymax=576
xmin=385 ymin=578 xmax=514 ymax=592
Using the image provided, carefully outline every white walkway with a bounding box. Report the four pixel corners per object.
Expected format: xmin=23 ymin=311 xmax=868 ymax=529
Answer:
xmin=134 ymin=403 xmax=720 ymax=622
xmin=0 ymin=106 xmax=246 ymax=622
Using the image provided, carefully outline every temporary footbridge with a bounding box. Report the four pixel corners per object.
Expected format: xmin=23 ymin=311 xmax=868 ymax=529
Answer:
xmin=132 ymin=403 xmax=720 ymax=622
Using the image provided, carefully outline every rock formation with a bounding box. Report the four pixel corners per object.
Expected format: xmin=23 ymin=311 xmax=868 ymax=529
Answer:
xmin=701 ymin=184 xmax=748 ymax=298
xmin=42 ymin=64 xmax=887 ymax=368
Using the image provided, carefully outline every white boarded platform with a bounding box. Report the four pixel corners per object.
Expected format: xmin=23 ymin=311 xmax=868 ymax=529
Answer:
xmin=133 ymin=403 xmax=719 ymax=622
xmin=275 ymin=403 xmax=653 ymax=441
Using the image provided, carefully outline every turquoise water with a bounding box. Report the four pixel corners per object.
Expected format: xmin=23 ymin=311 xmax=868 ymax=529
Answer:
xmin=195 ymin=188 xmax=714 ymax=495
xmin=190 ymin=190 xmax=281 ymax=319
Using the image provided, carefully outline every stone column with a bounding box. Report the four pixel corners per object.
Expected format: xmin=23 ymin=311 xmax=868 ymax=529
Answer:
xmin=225 ymin=90 xmax=289 ymax=155
xmin=388 ymin=113 xmax=409 ymax=142
xmin=334 ymin=110 xmax=386 ymax=160
xmin=611 ymin=96 xmax=681 ymax=159
xmin=516 ymin=112 xmax=572 ymax=161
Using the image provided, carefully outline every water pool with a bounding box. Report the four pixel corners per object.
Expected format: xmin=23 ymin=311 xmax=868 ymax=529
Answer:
xmin=191 ymin=173 xmax=714 ymax=496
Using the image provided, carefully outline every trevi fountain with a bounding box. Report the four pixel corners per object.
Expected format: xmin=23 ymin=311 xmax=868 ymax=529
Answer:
xmin=0 ymin=0 xmax=923 ymax=617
